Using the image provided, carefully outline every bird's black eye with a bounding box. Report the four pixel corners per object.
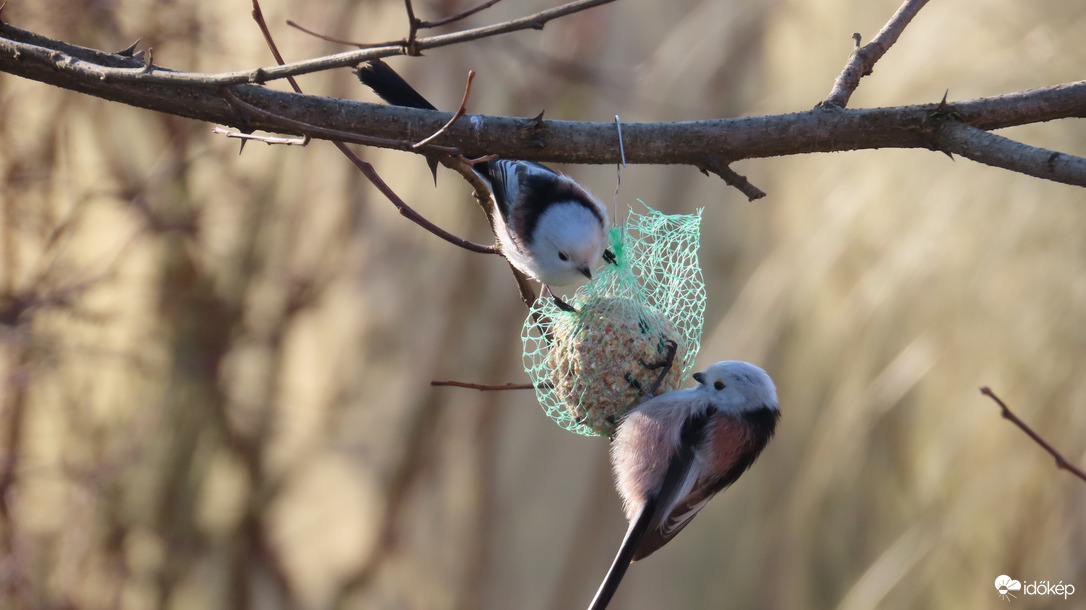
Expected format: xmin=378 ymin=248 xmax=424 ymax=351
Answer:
xmin=558 ymin=251 xmax=569 ymax=261
xmin=714 ymin=380 xmax=725 ymax=390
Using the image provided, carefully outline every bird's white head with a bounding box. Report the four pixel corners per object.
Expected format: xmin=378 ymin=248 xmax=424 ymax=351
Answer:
xmin=691 ymin=360 xmax=779 ymax=416
xmin=529 ymin=200 xmax=608 ymax=286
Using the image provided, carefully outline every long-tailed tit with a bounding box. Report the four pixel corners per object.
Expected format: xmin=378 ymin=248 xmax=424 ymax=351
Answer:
xmin=355 ymin=60 xmax=611 ymax=296
xmin=588 ymin=361 xmax=781 ymax=610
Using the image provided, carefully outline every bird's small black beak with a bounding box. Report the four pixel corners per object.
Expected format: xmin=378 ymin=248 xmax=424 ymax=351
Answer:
xmin=603 ymin=249 xmax=617 ymax=265
xmin=692 ymin=372 xmax=704 ymax=384
xmin=579 ymin=266 xmax=592 ymax=280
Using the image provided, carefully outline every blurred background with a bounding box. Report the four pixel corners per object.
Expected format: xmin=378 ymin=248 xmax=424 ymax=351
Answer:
xmin=1 ymin=0 xmax=1084 ymax=608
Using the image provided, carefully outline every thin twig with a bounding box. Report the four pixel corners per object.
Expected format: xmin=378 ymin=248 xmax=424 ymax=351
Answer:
xmin=403 ymin=0 xmax=421 ymax=55
xmin=980 ymin=386 xmax=1086 ymax=484
xmin=413 ymin=70 xmax=475 ymax=149
xmin=422 ymin=0 xmax=505 ymax=28
xmin=821 ymin=0 xmax=931 ymax=108
xmin=251 ymin=2 xmax=302 ymax=95
xmin=430 ymin=380 xmax=536 ymax=391
xmin=699 ymin=155 xmax=767 ymax=201
xmin=334 ymin=141 xmax=496 ymax=254
xmin=28 ymin=0 xmax=618 ymax=87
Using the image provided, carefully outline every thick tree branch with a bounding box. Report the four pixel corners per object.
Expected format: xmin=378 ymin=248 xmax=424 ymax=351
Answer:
xmin=3 ymin=22 xmax=1086 ymax=187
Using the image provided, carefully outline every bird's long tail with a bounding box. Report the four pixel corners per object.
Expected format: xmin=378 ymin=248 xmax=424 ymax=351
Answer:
xmin=354 ymin=59 xmax=440 ymax=180
xmin=354 ymin=59 xmax=437 ymax=110
xmin=587 ymin=503 xmax=654 ymax=610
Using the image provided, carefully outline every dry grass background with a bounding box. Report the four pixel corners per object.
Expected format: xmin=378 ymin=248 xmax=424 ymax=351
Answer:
xmin=1 ymin=0 xmax=1084 ymax=609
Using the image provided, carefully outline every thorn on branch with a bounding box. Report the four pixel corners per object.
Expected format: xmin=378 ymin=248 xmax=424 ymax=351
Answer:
xmin=980 ymin=386 xmax=1086 ymax=485
xmin=929 ymin=89 xmax=959 ymax=120
xmin=115 ymin=39 xmax=142 ymax=57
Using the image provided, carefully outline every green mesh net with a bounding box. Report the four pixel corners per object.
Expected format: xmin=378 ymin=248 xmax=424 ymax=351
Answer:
xmin=521 ymin=204 xmax=706 ymax=437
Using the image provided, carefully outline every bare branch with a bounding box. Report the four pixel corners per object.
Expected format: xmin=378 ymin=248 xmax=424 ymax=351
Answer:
xmin=981 ymin=387 xmax=1086 ymax=484
xmin=698 ymin=156 xmax=767 ymax=201
xmin=933 ymin=121 xmax=1086 ymax=186
xmin=4 ymin=21 xmax=1086 ymax=187
xmin=422 ymin=0 xmax=505 ymax=28
xmin=822 ymin=0 xmax=931 ymax=108
xmin=330 ymin=138 xmax=497 ymax=254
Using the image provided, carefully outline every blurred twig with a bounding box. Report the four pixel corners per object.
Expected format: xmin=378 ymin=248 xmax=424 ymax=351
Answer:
xmin=981 ymin=386 xmax=1086 ymax=484
xmin=821 ymin=0 xmax=931 ymax=108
